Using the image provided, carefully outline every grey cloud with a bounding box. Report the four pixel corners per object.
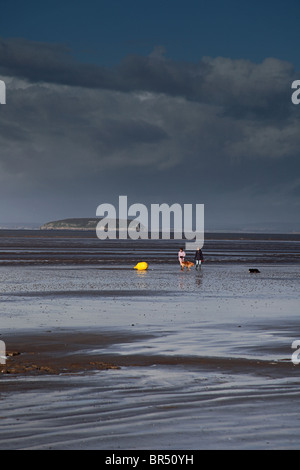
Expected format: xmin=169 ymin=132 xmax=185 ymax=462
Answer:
xmin=96 ymin=118 xmax=168 ymax=146
xmin=0 ymin=79 xmax=298 ymax=184
xmin=0 ymin=37 xmax=207 ymax=100
xmin=1 ymin=37 xmax=297 ymax=115
xmin=0 ymin=37 xmax=112 ymax=88
xmin=0 ymin=38 xmax=299 ymax=229
xmin=0 ymin=84 xmax=172 ymax=186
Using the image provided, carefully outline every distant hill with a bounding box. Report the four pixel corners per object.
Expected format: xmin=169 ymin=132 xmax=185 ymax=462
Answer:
xmin=40 ymin=218 xmax=143 ymax=231
xmin=40 ymin=218 xmax=99 ymax=230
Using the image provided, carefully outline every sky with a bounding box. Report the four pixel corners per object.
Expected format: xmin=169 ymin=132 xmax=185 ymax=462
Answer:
xmin=0 ymin=0 xmax=299 ymax=231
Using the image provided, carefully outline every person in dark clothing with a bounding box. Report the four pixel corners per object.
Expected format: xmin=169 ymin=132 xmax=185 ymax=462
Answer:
xmin=194 ymin=247 xmax=203 ymax=269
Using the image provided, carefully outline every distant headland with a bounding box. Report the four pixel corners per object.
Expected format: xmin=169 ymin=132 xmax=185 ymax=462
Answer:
xmin=40 ymin=218 xmax=136 ymax=231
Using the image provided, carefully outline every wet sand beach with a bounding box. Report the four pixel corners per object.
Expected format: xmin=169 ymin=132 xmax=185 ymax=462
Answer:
xmin=0 ymin=231 xmax=300 ymax=449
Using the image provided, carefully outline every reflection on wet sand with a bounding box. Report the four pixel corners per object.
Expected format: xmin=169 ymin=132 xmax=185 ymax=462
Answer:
xmin=0 ymin=231 xmax=299 ymax=449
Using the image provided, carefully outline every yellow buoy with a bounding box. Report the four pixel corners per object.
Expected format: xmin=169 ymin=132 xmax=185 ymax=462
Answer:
xmin=134 ymin=262 xmax=148 ymax=270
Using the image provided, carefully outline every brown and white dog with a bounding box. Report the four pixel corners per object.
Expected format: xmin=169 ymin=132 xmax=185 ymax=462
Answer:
xmin=181 ymin=261 xmax=194 ymax=271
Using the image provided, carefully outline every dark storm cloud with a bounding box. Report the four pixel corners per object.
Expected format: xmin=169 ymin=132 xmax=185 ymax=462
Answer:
xmin=0 ymin=37 xmax=297 ymax=117
xmin=0 ymin=38 xmax=211 ymax=104
xmin=0 ymin=37 xmax=132 ymax=92
xmin=0 ymin=37 xmax=299 ymax=228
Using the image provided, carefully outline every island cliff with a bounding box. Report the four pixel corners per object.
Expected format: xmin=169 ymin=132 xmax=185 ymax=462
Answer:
xmin=40 ymin=218 xmax=100 ymax=230
xmin=40 ymin=218 xmax=143 ymax=231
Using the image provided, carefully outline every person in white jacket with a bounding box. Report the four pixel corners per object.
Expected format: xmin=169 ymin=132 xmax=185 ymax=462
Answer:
xmin=178 ymin=247 xmax=186 ymax=267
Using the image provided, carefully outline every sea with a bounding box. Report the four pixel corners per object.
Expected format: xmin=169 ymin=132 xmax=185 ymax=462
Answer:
xmin=0 ymin=229 xmax=299 ymax=266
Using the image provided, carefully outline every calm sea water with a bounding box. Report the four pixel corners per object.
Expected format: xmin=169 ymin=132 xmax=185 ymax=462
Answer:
xmin=0 ymin=229 xmax=299 ymax=265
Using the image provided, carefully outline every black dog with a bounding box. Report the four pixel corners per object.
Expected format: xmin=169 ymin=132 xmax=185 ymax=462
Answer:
xmin=249 ymin=268 xmax=260 ymax=273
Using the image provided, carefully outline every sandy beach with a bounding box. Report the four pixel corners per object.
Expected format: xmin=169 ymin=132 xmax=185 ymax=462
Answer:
xmin=0 ymin=232 xmax=300 ymax=450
